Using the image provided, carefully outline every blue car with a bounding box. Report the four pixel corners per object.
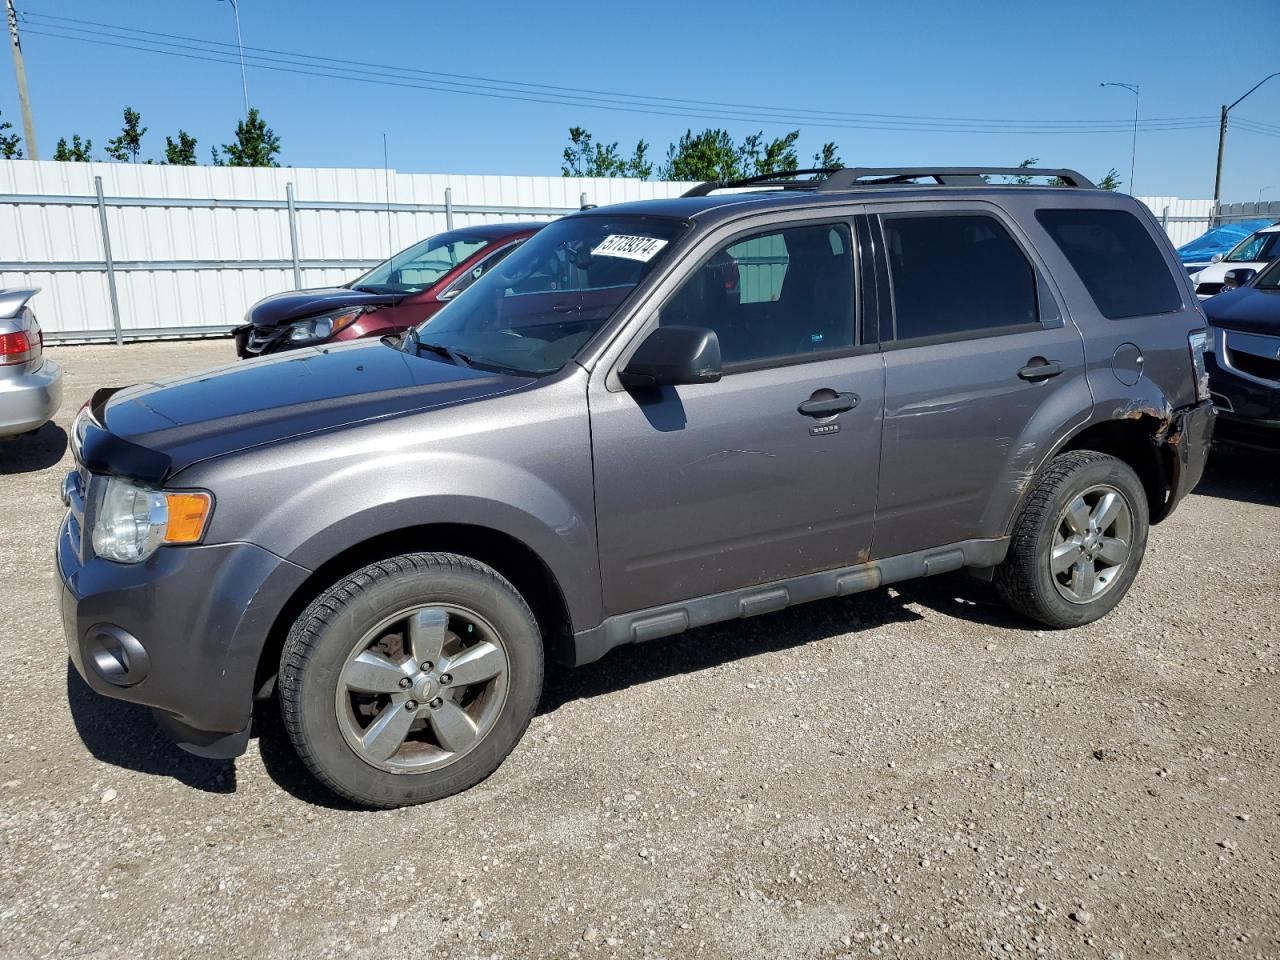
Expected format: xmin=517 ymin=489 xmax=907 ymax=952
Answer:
xmin=1203 ymin=258 xmax=1280 ymax=448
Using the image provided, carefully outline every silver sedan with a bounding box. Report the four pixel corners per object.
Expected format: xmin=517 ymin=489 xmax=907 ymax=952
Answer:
xmin=0 ymin=288 xmax=62 ymax=438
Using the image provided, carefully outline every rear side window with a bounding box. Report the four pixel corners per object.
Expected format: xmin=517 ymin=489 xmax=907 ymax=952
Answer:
xmin=882 ymin=214 xmax=1038 ymax=341
xmin=1036 ymin=209 xmax=1182 ymax=319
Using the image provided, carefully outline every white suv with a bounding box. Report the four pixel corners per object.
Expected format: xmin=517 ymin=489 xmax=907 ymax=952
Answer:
xmin=1190 ymin=223 xmax=1280 ymax=298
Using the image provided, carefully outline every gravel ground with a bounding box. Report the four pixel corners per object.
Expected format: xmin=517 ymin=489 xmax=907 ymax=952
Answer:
xmin=1 ymin=340 xmax=1278 ymax=960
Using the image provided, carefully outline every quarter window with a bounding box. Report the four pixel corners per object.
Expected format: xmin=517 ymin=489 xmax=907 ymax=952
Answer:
xmin=659 ymin=223 xmax=855 ymax=367
xmin=883 ymin=214 xmax=1039 ymax=341
xmin=1036 ymin=209 xmax=1182 ymax=319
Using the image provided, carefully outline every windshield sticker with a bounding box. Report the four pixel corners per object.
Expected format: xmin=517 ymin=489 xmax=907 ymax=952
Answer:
xmin=591 ymin=235 xmax=669 ymax=262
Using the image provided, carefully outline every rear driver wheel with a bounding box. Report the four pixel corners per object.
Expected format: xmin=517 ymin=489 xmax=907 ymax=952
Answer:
xmin=279 ymin=553 xmax=543 ymax=808
xmin=995 ymin=450 xmax=1149 ymax=628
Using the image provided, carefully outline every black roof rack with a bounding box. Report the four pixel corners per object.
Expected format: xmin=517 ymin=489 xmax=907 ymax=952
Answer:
xmin=680 ymin=168 xmax=841 ymax=197
xmin=681 ymin=165 xmax=1095 ymax=198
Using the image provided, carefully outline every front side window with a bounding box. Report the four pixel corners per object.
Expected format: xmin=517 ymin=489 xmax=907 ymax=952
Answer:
xmin=659 ymin=222 xmax=855 ymax=367
xmin=1226 ymin=231 xmax=1280 ymax=263
xmin=410 ymin=215 xmax=686 ymax=376
xmin=883 ymin=214 xmax=1038 ymax=341
xmin=352 ymin=233 xmax=491 ymax=294
xmin=1036 ymin=208 xmax=1182 ymax=319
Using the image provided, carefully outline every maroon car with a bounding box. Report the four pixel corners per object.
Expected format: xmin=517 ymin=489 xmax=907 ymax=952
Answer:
xmin=233 ymin=221 xmax=545 ymax=357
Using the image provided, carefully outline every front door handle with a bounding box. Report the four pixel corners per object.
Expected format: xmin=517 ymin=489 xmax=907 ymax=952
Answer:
xmin=797 ymin=390 xmax=859 ymax=417
xmin=1018 ymin=358 xmax=1063 ymax=382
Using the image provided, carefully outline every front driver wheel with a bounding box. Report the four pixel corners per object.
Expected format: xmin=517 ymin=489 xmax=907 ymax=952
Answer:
xmin=279 ymin=553 xmax=543 ymax=808
xmin=995 ymin=450 xmax=1150 ymax=628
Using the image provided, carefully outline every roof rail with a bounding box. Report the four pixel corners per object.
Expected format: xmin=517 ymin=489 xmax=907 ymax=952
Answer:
xmin=818 ymin=167 xmax=1095 ymax=189
xmin=681 ymin=165 xmax=1095 ymax=197
xmin=680 ymin=168 xmax=841 ymax=198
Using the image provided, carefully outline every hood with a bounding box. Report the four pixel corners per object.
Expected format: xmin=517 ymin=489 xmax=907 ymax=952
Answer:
xmin=1203 ymin=285 xmax=1280 ymax=336
xmin=94 ymin=341 xmax=531 ymax=481
xmin=245 ymin=286 xmax=406 ymax=328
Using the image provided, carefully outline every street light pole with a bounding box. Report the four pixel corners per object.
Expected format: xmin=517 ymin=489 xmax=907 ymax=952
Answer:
xmin=4 ymin=0 xmax=38 ymax=159
xmin=1214 ymin=71 xmax=1280 ymax=204
xmin=217 ymin=0 xmax=250 ymax=115
xmin=1100 ymin=82 xmax=1139 ymax=195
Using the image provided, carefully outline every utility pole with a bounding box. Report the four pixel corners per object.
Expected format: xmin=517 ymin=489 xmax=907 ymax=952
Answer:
xmin=1214 ymin=71 xmax=1280 ymax=204
xmin=4 ymin=0 xmax=37 ymax=159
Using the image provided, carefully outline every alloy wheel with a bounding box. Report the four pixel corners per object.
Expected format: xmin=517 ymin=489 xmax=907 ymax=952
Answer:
xmin=1049 ymin=484 xmax=1134 ymax=604
xmin=334 ymin=604 xmax=510 ymax=773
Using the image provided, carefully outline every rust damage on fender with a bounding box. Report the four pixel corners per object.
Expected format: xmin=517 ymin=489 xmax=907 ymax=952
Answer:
xmin=1110 ymin=398 xmax=1175 ymax=436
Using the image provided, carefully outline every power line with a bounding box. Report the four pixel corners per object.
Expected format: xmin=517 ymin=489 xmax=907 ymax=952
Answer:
xmin=18 ymin=9 xmax=1222 ymax=135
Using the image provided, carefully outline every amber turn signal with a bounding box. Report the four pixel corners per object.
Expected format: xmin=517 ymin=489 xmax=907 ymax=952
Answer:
xmin=163 ymin=492 xmax=213 ymax=544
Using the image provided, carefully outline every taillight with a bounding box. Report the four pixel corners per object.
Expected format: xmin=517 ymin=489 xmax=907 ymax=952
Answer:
xmin=1188 ymin=329 xmax=1210 ymax=402
xmin=0 ymin=330 xmax=36 ymax=366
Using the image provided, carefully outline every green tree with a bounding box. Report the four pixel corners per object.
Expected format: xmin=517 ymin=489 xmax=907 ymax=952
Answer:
xmin=1010 ymin=157 xmax=1039 ymax=185
xmin=53 ymin=135 xmax=93 ymax=162
xmin=0 ymin=109 xmax=21 ymax=159
xmin=660 ymin=128 xmax=741 ymax=181
xmin=212 ymin=108 xmax=281 ymax=167
xmin=561 ymin=127 xmax=652 ymax=178
xmin=740 ymin=129 xmax=800 ymax=176
xmin=1096 ymin=168 xmax=1121 ymax=191
xmin=163 ymin=130 xmax=198 ymax=165
xmin=812 ymin=141 xmax=842 ymax=169
xmin=104 ymin=106 xmax=147 ymax=162
xmin=659 ymin=128 xmax=803 ymax=181
xmin=626 ymin=139 xmax=653 ymax=179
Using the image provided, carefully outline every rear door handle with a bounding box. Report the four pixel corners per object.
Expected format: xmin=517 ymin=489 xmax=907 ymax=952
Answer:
xmin=1018 ymin=358 xmax=1063 ymax=382
xmin=797 ymin=390 xmax=859 ymax=417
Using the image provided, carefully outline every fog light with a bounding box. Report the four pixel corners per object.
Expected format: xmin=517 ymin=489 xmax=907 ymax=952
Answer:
xmin=84 ymin=624 xmax=150 ymax=687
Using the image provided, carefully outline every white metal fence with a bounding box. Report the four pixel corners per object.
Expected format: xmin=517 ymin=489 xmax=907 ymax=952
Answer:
xmin=1 ymin=160 xmax=1276 ymax=342
xmin=1140 ymin=196 xmax=1280 ymax=247
xmin=0 ymin=161 xmax=694 ymax=341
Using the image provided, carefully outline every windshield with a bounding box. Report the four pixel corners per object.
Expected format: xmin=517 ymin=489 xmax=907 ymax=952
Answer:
xmin=404 ymin=215 xmax=687 ymax=376
xmin=1225 ymin=230 xmax=1280 ymax=263
xmin=351 ymin=232 xmax=491 ymax=294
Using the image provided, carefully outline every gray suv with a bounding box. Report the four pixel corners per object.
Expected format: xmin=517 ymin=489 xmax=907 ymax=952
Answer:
xmin=58 ymin=166 xmax=1214 ymax=807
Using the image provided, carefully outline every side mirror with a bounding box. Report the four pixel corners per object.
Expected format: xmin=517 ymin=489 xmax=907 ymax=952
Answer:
xmin=1210 ymin=253 xmax=1224 ymax=264
xmin=619 ymin=325 xmax=722 ymax=388
xmin=1222 ymin=267 xmax=1258 ymax=290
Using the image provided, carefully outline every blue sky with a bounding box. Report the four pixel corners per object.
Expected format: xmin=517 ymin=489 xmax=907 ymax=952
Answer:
xmin=3 ymin=0 xmax=1278 ymax=199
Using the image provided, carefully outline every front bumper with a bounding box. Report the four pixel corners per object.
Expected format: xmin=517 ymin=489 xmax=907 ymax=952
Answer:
xmin=1206 ymin=329 xmax=1280 ymax=448
xmin=0 ymin=357 xmax=63 ymax=437
xmin=57 ymin=501 xmax=310 ymax=757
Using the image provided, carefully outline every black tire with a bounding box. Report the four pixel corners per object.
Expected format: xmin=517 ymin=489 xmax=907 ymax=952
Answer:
xmin=995 ymin=450 xmax=1149 ymax=628
xmin=279 ymin=552 xmax=543 ymax=808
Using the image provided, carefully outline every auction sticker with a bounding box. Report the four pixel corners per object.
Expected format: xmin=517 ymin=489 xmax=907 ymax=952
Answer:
xmin=591 ymin=235 xmax=669 ymax=262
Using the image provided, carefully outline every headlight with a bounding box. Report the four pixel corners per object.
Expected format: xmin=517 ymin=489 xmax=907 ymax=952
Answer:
xmin=91 ymin=477 xmax=213 ymax=564
xmin=286 ymin=307 xmax=365 ymax=344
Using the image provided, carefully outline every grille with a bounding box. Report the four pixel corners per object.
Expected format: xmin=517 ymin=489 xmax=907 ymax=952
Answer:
xmin=65 ymin=469 xmax=88 ymax=558
xmin=1196 ymin=282 xmax=1224 ymax=297
xmin=1228 ymin=348 xmax=1280 ymax=383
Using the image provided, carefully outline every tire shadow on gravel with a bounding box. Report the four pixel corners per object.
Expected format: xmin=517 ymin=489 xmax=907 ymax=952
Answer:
xmin=253 ymin=702 xmax=366 ymax=811
xmin=539 ymin=589 xmax=926 ymax=714
xmin=0 ymin=423 xmax=68 ymax=475
xmin=65 ymin=661 xmax=236 ymax=793
xmin=1193 ymin=443 xmax=1280 ymax=508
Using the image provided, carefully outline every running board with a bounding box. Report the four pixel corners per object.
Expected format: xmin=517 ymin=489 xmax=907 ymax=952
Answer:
xmin=564 ymin=537 xmax=1010 ymax=666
